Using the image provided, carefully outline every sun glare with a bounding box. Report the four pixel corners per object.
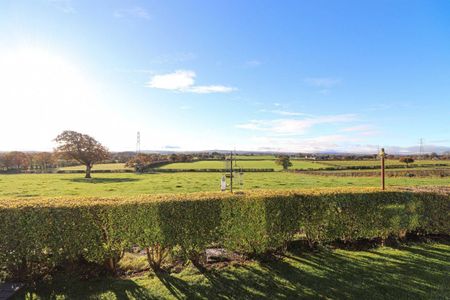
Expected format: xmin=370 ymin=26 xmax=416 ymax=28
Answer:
xmin=0 ymin=46 xmax=103 ymax=150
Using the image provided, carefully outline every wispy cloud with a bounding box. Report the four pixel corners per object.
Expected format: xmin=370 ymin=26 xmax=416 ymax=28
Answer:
xmin=47 ymin=0 xmax=75 ymax=13
xmin=244 ymin=60 xmax=262 ymax=68
xmin=114 ymin=6 xmax=150 ymax=20
xmin=259 ymin=109 xmax=308 ymax=116
xmin=304 ymin=77 xmax=341 ymax=88
xmin=364 ymin=102 xmax=413 ymax=112
xmin=250 ymin=134 xmax=364 ymax=152
xmin=148 ymin=53 xmax=196 ymax=65
xmin=188 ymin=85 xmax=235 ymax=94
xmin=429 ymin=139 xmax=450 ymax=144
xmin=341 ymin=124 xmax=380 ymax=136
xmin=304 ymin=77 xmax=341 ymax=94
xmin=237 ymin=114 xmax=356 ymax=135
xmin=341 ymin=125 xmax=373 ymax=132
xmin=146 ymin=70 xmax=236 ymax=94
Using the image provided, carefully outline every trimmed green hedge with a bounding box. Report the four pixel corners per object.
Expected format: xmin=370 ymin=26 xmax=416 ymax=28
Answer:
xmin=0 ymin=189 xmax=448 ymax=280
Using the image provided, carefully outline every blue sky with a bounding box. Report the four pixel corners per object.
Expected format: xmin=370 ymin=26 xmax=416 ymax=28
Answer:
xmin=1 ymin=0 xmax=449 ymax=153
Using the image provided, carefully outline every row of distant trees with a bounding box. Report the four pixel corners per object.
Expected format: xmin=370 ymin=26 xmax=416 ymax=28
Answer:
xmin=0 ymin=131 xmax=110 ymax=178
xmin=0 ymin=131 xmax=203 ymax=178
xmin=2 ymin=130 xmax=449 ymax=177
xmin=293 ymin=152 xmax=448 ymax=161
xmin=0 ymin=151 xmax=57 ymax=171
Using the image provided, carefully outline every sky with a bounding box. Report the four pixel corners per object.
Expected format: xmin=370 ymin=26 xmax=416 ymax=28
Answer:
xmin=0 ymin=0 xmax=449 ymax=153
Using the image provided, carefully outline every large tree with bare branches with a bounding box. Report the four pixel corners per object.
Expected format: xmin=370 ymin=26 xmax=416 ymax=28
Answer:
xmin=55 ymin=131 xmax=109 ymax=178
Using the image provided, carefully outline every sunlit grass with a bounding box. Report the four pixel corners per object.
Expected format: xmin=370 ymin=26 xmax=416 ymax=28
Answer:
xmin=0 ymin=172 xmax=448 ymax=199
xmin=59 ymin=163 xmax=131 ymax=171
xmin=15 ymin=241 xmax=450 ymax=299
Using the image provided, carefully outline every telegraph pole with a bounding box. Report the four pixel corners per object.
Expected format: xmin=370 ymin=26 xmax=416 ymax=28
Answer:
xmin=380 ymin=148 xmax=386 ymax=190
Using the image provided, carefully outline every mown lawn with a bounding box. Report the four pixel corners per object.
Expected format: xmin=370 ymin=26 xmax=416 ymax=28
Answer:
xmin=0 ymin=172 xmax=449 ymax=198
xmin=59 ymin=163 xmax=132 ymax=171
xmin=58 ymin=160 xmax=329 ymax=171
xmin=159 ymin=160 xmax=280 ymax=170
xmin=156 ymin=160 xmax=329 ymax=170
xmin=58 ymin=159 xmax=450 ymax=173
xmin=14 ymin=241 xmax=450 ymax=299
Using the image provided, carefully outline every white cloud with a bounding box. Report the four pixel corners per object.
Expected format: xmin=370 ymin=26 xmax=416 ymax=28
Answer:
xmin=146 ymin=70 xmax=236 ymax=94
xmin=188 ymin=85 xmax=236 ymax=94
xmin=114 ymin=6 xmax=150 ymax=20
xmin=237 ymin=114 xmax=356 ymax=135
xmin=147 ymin=70 xmax=195 ymax=90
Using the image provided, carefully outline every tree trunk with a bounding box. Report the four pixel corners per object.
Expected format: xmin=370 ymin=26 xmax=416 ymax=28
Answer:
xmin=85 ymin=164 xmax=92 ymax=178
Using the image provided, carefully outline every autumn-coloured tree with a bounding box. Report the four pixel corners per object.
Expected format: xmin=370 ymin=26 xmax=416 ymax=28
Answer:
xmin=55 ymin=131 xmax=109 ymax=178
xmin=275 ymin=155 xmax=293 ymax=170
xmin=34 ymin=152 xmax=56 ymax=171
xmin=125 ymin=154 xmax=154 ymax=173
xmin=0 ymin=151 xmax=30 ymax=171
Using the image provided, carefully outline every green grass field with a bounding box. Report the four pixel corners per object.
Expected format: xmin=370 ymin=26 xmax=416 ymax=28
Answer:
xmin=14 ymin=241 xmax=450 ymax=299
xmin=0 ymin=172 xmax=449 ymax=198
xmin=159 ymin=160 xmax=279 ymax=170
xmin=233 ymin=155 xmax=276 ymax=160
xmin=159 ymin=160 xmax=328 ymax=170
xmin=59 ymin=163 xmax=131 ymax=171
xmin=58 ymin=159 xmax=450 ymax=173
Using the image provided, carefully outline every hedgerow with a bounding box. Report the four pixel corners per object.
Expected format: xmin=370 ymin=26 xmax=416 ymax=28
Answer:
xmin=0 ymin=188 xmax=448 ymax=280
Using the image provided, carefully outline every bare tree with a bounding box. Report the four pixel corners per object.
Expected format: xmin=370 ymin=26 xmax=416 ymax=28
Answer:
xmin=55 ymin=131 xmax=109 ymax=178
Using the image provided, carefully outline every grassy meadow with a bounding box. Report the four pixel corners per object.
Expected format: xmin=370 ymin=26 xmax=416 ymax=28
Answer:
xmin=58 ymin=159 xmax=450 ymax=173
xmin=2 ymin=156 xmax=449 ymax=299
xmin=59 ymin=163 xmax=131 ymax=171
xmin=158 ymin=160 xmax=328 ymax=170
xmin=0 ymin=172 xmax=449 ymax=198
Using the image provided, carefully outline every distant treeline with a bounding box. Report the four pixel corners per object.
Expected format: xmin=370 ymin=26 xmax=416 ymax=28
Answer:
xmin=293 ymin=152 xmax=449 ymax=161
xmin=0 ymin=151 xmax=225 ymax=173
xmin=1 ymin=150 xmax=449 ymax=173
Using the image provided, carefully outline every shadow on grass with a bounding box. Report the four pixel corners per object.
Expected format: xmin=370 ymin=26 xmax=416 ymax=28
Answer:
xmin=152 ymin=240 xmax=450 ymax=299
xmin=64 ymin=178 xmax=141 ymax=184
xmin=14 ymin=241 xmax=450 ymax=299
xmin=15 ymin=276 xmax=158 ymax=300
